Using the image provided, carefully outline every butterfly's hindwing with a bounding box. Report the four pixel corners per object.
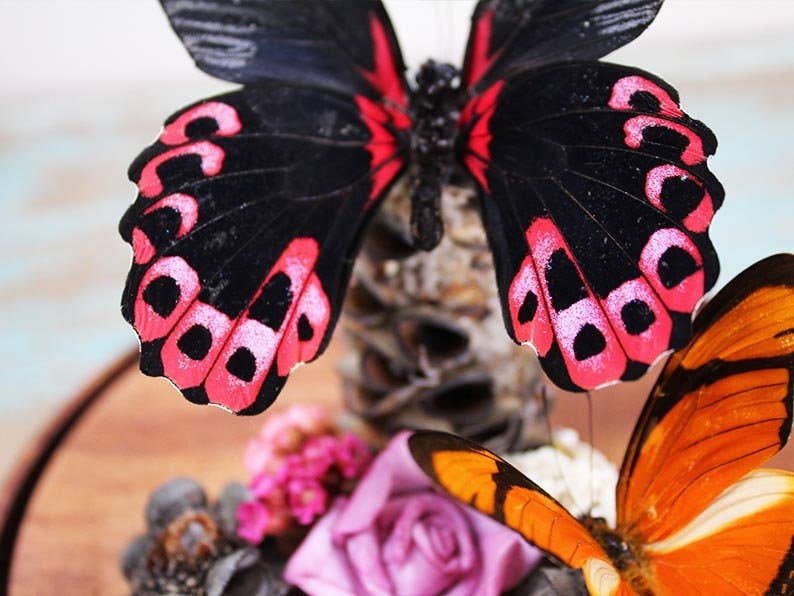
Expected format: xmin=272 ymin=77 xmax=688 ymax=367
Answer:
xmin=121 ymin=85 xmax=408 ymax=413
xmin=460 ymin=62 xmax=723 ymax=391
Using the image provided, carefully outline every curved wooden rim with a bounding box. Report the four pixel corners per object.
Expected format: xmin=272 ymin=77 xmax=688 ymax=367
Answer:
xmin=0 ymin=349 xmax=139 ymax=593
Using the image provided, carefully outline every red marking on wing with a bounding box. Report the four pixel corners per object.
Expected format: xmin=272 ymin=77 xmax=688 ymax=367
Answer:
xmin=623 ymin=116 xmax=705 ymax=165
xmin=460 ymin=81 xmax=504 ymax=192
xmin=645 ymin=165 xmax=715 ymax=233
xmin=602 ymin=278 xmax=672 ymax=364
xmin=359 ymin=12 xmax=411 ymax=130
xmin=275 ymin=272 xmax=330 ymax=376
xmin=138 ymin=141 xmax=225 ymax=198
xmin=464 ymin=7 xmax=498 ymax=89
xmin=203 ymin=238 xmax=330 ymax=412
xmin=608 ymin=76 xmax=683 ymax=118
xmin=527 ymin=218 xmax=627 ymax=389
xmin=132 ymin=228 xmax=156 ymax=265
xmin=160 ymin=101 xmax=242 ymax=145
xmin=509 ymin=255 xmax=554 ymax=356
xmin=639 ymin=228 xmax=704 ymax=312
xmin=161 ymin=302 xmax=234 ymax=388
xmin=143 ymin=193 xmax=199 ymax=237
xmin=355 ymin=95 xmax=405 ymax=204
xmin=131 ymin=193 xmax=200 ymax=264
xmin=134 ymin=256 xmax=201 ymax=341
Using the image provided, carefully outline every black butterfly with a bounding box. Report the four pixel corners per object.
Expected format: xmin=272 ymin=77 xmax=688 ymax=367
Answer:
xmin=120 ymin=0 xmax=723 ymax=414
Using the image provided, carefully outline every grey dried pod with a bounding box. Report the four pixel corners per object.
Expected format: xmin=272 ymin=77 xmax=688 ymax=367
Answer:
xmin=509 ymin=565 xmax=588 ymax=596
xmin=340 ymin=183 xmax=548 ymax=453
xmin=122 ymin=479 xmax=295 ymax=596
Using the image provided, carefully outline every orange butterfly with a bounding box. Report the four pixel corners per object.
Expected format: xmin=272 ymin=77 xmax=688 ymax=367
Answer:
xmin=410 ymin=254 xmax=794 ymax=595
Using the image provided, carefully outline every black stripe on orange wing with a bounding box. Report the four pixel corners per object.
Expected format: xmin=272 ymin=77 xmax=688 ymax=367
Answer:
xmin=408 ymin=431 xmax=624 ymax=594
xmin=616 ymin=254 xmax=794 ymax=540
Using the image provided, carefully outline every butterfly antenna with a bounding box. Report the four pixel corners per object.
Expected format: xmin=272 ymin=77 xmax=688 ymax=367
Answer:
xmin=586 ymin=391 xmax=595 ymax=518
xmin=540 ymin=385 xmax=578 ymax=514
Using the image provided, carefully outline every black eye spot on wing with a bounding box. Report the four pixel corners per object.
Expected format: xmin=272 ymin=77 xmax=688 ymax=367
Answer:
xmin=177 ymin=324 xmax=213 ymax=360
xmin=573 ymin=324 xmax=606 ymax=361
xmin=298 ymin=314 xmax=314 ymax=341
xmin=660 ymin=176 xmax=703 ymax=220
xmin=629 ymin=90 xmax=661 ymax=113
xmin=249 ymin=272 xmax=293 ymax=330
xmin=518 ymin=290 xmax=538 ymax=324
xmin=546 ymin=249 xmax=588 ymax=312
xmin=621 ymin=299 xmax=656 ymax=335
xmin=143 ymin=275 xmax=181 ymax=318
xmin=226 ymin=347 xmax=257 ymax=382
xmin=657 ymin=246 xmax=699 ymax=289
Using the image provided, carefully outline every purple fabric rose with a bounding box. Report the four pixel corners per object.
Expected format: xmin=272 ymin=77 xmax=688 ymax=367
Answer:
xmin=284 ymin=432 xmax=542 ymax=595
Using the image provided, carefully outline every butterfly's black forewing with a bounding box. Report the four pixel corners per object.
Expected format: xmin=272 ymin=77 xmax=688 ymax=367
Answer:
xmin=458 ymin=62 xmax=722 ymax=391
xmin=464 ymin=0 xmax=664 ymax=90
xmin=159 ymin=0 xmax=407 ymax=102
xmin=120 ymin=84 xmax=408 ymax=414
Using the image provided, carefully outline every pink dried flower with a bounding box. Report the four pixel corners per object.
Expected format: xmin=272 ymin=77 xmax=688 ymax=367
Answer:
xmin=285 ymin=404 xmax=331 ymax=436
xmin=236 ymin=499 xmax=270 ymax=545
xmin=287 ymin=478 xmax=328 ymax=526
xmin=336 ymin=432 xmax=372 ymax=479
xmin=295 ymin=436 xmax=339 ymax=479
xmin=238 ymin=404 xmax=373 ymax=544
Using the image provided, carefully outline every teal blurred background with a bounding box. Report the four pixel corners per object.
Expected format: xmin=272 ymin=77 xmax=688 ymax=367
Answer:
xmin=1 ymin=0 xmax=792 ymax=476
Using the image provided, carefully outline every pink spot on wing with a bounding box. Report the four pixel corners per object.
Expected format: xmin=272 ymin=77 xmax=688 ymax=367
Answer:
xmin=623 ymin=116 xmax=705 ymax=165
xmin=205 ymin=238 xmax=326 ymax=412
xmin=134 ymin=256 xmax=200 ymax=341
xmin=645 ymin=165 xmax=714 ymax=233
xmin=161 ymin=302 xmax=234 ymax=388
xmin=160 ymin=101 xmax=242 ymax=145
xmin=138 ymin=141 xmax=225 ymax=198
xmin=601 ymin=278 xmax=671 ymax=364
xmin=508 ymin=256 xmax=553 ymax=356
xmin=608 ymin=76 xmax=683 ymax=118
xmin=276 ymin=272 xmax=331 ymax=376
xmin=525 ymin=218 xmax=626 ymax=390
xmin=640 ymin=228 xmax=704 ymax=312
xmin=132 ymin=228 xmax=156 ymax=264
xmin=143 ymin=193 xmax=200 ymax=238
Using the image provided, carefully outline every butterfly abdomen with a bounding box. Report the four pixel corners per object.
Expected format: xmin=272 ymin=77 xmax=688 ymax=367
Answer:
xmin=584 ymin=516 xmax=657 ymax=595
xmin=408 ymin=60 xmax=467 ymax=250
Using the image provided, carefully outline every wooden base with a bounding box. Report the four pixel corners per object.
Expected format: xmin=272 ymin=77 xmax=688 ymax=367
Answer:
xmin=3 ymin=343 xmax=793 ymax=595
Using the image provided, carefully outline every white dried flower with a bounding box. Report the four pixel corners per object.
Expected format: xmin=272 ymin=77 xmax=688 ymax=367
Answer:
xmin=506 ymin=428 xmax=618 ymax=526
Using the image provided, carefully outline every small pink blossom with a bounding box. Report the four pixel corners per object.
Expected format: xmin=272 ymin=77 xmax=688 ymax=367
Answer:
xmin=287 ymin=478 xmax=328 ymax=525
xmin=236 ymin=499 xmax=270 ymax=545
xmin=295 ymin=435 xmax=338 ymax=479
xmin=336 ymin=432 xmax=372 ymax=479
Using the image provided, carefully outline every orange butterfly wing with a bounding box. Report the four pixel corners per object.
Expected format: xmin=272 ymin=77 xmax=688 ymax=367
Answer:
xmin=409 ymin=432 xmax=632 ymax=596
xmin=614 ymin=253 xmax=794 ymax=591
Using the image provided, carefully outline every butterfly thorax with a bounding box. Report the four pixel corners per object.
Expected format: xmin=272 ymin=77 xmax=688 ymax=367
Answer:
xmin=582 ymin=516 xmax=656 ymax=595
xmin=408 ymin=60 xmax=466 ymax=251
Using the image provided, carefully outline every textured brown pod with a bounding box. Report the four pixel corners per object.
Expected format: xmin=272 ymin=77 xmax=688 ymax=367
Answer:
xmin=340 ymin=183 xmax=548 ymax=454
xmin=393 ymin=309 xmax=471 ymax=369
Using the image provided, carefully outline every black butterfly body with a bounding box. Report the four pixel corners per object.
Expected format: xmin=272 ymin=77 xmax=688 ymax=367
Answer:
xmin=120 ymin=0 xmax=723 ymax=414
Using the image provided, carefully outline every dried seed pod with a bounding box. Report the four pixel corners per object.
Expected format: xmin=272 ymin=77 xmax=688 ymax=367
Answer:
xmin=393 ymin=310 xmax=471 ymax=369
xmin=344 ymin=277 xmax=392 ymax=326
xmin=214 ymin=483 xmax=251 ymax=539
xmin=363 ymin=216 xmax=417 ymax=262
xmin=341 ymin=183 xmax=547 ymax=454
xmin=510 ymin=565 xmax=588 ymax=596
xmin=418 ymin=372 xmax=495 ymax=425
xmin=145 ymin=477 xmax=207 ymax=535
xmin=359 ymin=346 xmax=413 ymax=394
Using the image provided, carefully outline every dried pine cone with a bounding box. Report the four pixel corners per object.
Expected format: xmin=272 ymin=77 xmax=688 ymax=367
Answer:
xmin=122 ymin=478 xmax=299 ymax=595
xmin=340 ymin=181 xmax=547 ymax=453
